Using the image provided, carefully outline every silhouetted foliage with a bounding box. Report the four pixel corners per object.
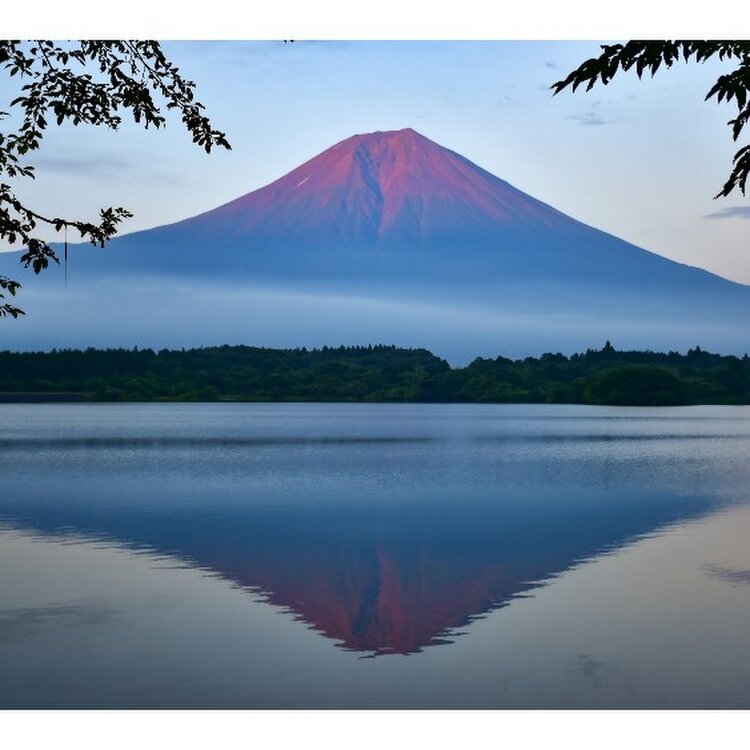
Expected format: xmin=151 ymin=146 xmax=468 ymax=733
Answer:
xmin=0 ymin=40 xmax=231 ymax=316
xmin=552 ymin=41 xmax=750 ymax=198
xmin=0 ymin=275 xmax=22 ymax=318
xmin=585 ymin=365 xmax=688 ymax=406
xmin=1 ymin=342 xmax=749 ymax=405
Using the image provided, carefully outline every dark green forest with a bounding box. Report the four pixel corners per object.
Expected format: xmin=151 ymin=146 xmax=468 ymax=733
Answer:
xmin=1 ymin=341 xmax=749 ymax=405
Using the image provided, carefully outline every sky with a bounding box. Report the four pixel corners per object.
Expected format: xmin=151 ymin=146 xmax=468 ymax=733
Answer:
xmin=4 ymin=34 xmax=750 ymax=284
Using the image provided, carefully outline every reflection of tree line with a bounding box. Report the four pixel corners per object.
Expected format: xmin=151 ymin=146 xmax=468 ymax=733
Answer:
xmin=1 ymin=342 xmax=748 ymax=405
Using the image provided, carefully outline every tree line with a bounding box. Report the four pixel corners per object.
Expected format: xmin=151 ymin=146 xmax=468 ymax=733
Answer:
xmin=1 ymin=341 xmax=749 ymax=405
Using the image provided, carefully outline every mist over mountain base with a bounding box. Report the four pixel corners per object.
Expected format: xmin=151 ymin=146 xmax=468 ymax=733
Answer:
xmin=4 ymin=273 xmax=747 ymax=364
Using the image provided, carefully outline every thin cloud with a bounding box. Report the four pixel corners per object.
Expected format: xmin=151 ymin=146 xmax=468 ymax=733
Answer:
xmin=33 ymin=155 xmax=182 ymax=186
xmin=34 ymin=155 xmax=130 ymax=178
xmin=566 ymin=98 xmax=612 ymax=127
xmin=568 ymin=110 xmax=609 ymax=126
xmin=704 ymin=206 xmax=750 ymax=221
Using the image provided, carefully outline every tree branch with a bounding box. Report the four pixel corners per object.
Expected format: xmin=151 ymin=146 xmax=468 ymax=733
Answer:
xmin=551 ymin=40 xmax=750 ymax=198
xmin=0 ymin=40 xmax=231 ymax=317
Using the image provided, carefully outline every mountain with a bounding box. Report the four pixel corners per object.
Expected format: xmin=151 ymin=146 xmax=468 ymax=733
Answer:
xmin=6 ymin=127 xmax=750 ymax=360
xmin=180 ymin=126 xmax=574 ymax=245
xmin=71 ymin=127 xmax=747 ymax=293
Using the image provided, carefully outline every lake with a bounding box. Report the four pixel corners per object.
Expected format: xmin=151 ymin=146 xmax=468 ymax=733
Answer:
xmin=1 ymin=402 xmax=750 ymax=708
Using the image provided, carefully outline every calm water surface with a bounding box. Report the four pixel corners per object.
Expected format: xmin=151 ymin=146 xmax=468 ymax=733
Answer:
xmin=1 ymin=402 xmax=750 ymax=708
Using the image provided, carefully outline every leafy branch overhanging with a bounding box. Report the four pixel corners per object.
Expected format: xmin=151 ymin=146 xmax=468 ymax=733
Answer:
xmin=552 ymin=40 xmax=750 ymax=199
xmin=0 ymin=39 xmax=231 ymax=317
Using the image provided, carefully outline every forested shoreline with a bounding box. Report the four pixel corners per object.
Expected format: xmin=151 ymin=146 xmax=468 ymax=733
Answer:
xmin=1 ymin=342 xmax=749 ymax=406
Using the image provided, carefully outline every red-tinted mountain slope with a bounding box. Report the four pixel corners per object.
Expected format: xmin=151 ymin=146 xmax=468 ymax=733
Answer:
xmin=191 ymin=127 xmax=572 ymax=246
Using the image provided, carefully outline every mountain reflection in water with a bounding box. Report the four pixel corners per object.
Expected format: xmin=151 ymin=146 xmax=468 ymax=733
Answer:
xmin=2 ymin=403 xmax=747 ymax=658
xmin=0 ymin=484 xmax=721 ymax=652
xmin=2 ymin=493 xmax=714 ymax=655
